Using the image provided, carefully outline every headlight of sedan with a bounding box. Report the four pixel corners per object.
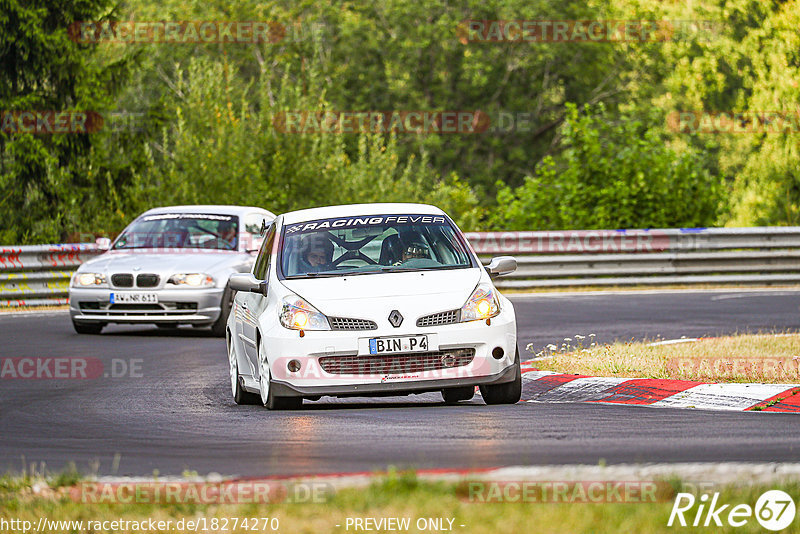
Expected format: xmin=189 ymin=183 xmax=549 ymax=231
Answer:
xmin=280 ymin=294 xmax=330 ymax=331
xmin=71 ymin=272 xmax=107 ymax=287
xmin=168 ymin=273 xmax=215 ymax=287
xmin=460 ymin=284 xmax=500 ymax=322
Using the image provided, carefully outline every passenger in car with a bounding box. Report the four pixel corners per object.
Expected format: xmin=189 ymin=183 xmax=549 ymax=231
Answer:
xmin=395 ymin=231 xmax=430 ymax=265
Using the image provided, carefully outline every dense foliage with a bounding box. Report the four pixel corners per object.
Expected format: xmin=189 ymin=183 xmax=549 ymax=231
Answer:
xmin=491 ymin=103 xmax=721 ymax=230
xmin=1 ymin=0 xmax=797 ymax=242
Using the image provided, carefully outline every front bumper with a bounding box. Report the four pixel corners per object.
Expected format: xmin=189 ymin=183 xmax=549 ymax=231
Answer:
xmin=270 ymin=363 xmax=517 ymax=397
xmin=258 ymin=305 xmax=517 ymax=397
xmin=68 ymin=287 xmax=225 ymax=324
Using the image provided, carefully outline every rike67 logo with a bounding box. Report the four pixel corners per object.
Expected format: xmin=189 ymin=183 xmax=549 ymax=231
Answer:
xmin=668 ymin=490 xmax=796 ymax=531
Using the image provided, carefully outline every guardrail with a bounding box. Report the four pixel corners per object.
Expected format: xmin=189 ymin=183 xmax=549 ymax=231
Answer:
xmin=465 ymin=227 xmax=800 ymax=288
xmin=2 ymin=227 xmax=799 ymax=306
xmin=0 ymin=244 xmax=105 ymax=307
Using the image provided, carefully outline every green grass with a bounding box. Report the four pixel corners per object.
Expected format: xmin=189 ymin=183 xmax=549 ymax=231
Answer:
xmin=2 ymin=470 xmax=800 ymax=533
xmin=529 ymin=333 xmax=800 ymax=383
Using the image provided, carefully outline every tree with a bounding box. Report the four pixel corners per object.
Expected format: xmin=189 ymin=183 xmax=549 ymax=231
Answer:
xmin=491 ymin=104 xmax=721 ymax=230
xmin=134 ymin=56 xmax=482 ymax=229
xmin=0 ymin=0 xmax=133 ymax=243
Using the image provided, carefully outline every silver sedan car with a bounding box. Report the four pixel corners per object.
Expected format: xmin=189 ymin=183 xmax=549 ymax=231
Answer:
xmin=68 ymin=205 xmax=275 ymax=335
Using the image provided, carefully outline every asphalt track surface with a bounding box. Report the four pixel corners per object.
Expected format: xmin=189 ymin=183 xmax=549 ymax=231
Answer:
xmin=1 ymin=289 xmax=799 ymax=477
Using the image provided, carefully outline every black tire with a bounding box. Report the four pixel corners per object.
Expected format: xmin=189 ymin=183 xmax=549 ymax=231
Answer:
xmin=233 ymin=366 xmax=261 ymax=406
xmin=258 ymin=339 xmax=303 ymax=410
xmin=266 ymin=390 xmax=303 ymax=411
xmin=258 ymin=371 xmax=303 ymax=410
xmin=230 ymin=333 xmax=262 ymax=405
xmin=441 ymin=386 xmax=475 ymax=404
xmin=264 ymin=370 xmax=303 ymax=410
xmin=72 ymin=320 xmax=104 ymax=335
xmin=479 ymin=347 xmax=522 ymax=405
xmin=210 ymin=284 xmax=234 ymax=337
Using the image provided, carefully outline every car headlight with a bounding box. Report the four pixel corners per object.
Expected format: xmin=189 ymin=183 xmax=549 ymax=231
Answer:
xmin=72 ymin=272 xmax=107 ymax=287
xmin=280 ymin=294 xmax=330 ymax=331
xmin=460 ymin=284 xmax=500 ymax=322
xmin=168 ymin=273 xmax=215 ymax=287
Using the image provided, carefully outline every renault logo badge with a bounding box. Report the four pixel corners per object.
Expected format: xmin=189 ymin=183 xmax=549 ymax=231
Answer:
xmin=388 ymin=310 xmax=403 ymax=328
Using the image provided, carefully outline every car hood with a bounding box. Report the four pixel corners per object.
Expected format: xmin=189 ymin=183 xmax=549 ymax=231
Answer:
xmin=82 ymin=250 xmax=238 ymax=275
xmin=281 ymin=268 xmax=482 ymax=319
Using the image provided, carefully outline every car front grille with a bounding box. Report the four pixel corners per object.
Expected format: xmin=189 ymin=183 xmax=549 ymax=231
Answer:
xmin=416 ymin=309 xmax=460 ymax=327
xmin=108 ymin=304 xmax=162 ymax=311
xmin=111 ymin=273 xmax=134 ymax=287
xmin=136 ymin=273 xmax=160 ymax=287
xmin=329 ymin=317 xmax=378 ymax=330
xmin=78 ymin=302 xmax=198 ymax=315
xmin=318 ymin=348 xmax=475 ymax=375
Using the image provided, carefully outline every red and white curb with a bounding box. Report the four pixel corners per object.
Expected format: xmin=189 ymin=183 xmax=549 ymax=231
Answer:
xmin=520 ymin=369 xmax=800 ymax=412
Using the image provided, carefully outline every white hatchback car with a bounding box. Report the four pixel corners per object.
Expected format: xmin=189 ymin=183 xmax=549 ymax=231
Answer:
xmin=227 ymin=203 xmax=519 ymax=409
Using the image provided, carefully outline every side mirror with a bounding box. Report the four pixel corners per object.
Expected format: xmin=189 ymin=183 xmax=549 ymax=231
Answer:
xmin=96 ymin=237 xmax=112 ymax=250
xmin=229 ymin=273 xmax=268 ymax=296
xmin=485 ymin=256 xmax=517 ymax=278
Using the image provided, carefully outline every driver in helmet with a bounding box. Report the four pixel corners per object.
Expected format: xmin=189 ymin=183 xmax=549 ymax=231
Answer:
xmin=299 ymin=233 xmax=334 ymax=273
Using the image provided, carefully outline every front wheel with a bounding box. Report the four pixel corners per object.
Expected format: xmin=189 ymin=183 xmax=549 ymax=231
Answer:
xmin=441 ymin=386 xmax=475 ymax=404
xmin=259 ymin=345 xmax=302 ymax=410
xmin=72 ymin=320 xmax=104 ymax=335
xmin=479 ymin=348 xmax=521 ymax=405
xmin=230 ymin=335 xmax=260 ymax=405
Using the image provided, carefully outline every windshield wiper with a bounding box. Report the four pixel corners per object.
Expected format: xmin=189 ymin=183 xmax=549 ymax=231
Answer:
xmin=380 ymin=266 xmax=423 ymax=273
xmin=289 ymin=269 xmax=385 ymax=279
xmin=290 ymin=272 xmax=345 ymax=278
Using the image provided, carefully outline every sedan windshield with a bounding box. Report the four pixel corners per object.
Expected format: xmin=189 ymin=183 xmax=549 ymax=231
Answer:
xmin=280 ymin=214 xmax=474 ymax=278
xmin=113 ymin=213 xmax=239 ymax=251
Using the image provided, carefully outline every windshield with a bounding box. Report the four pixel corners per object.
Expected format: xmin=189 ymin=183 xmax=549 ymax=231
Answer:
xmin=113 ymin=213 xmax=240 ymax=251
xmin=280 ymin=214 xmax=475 ymax=278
